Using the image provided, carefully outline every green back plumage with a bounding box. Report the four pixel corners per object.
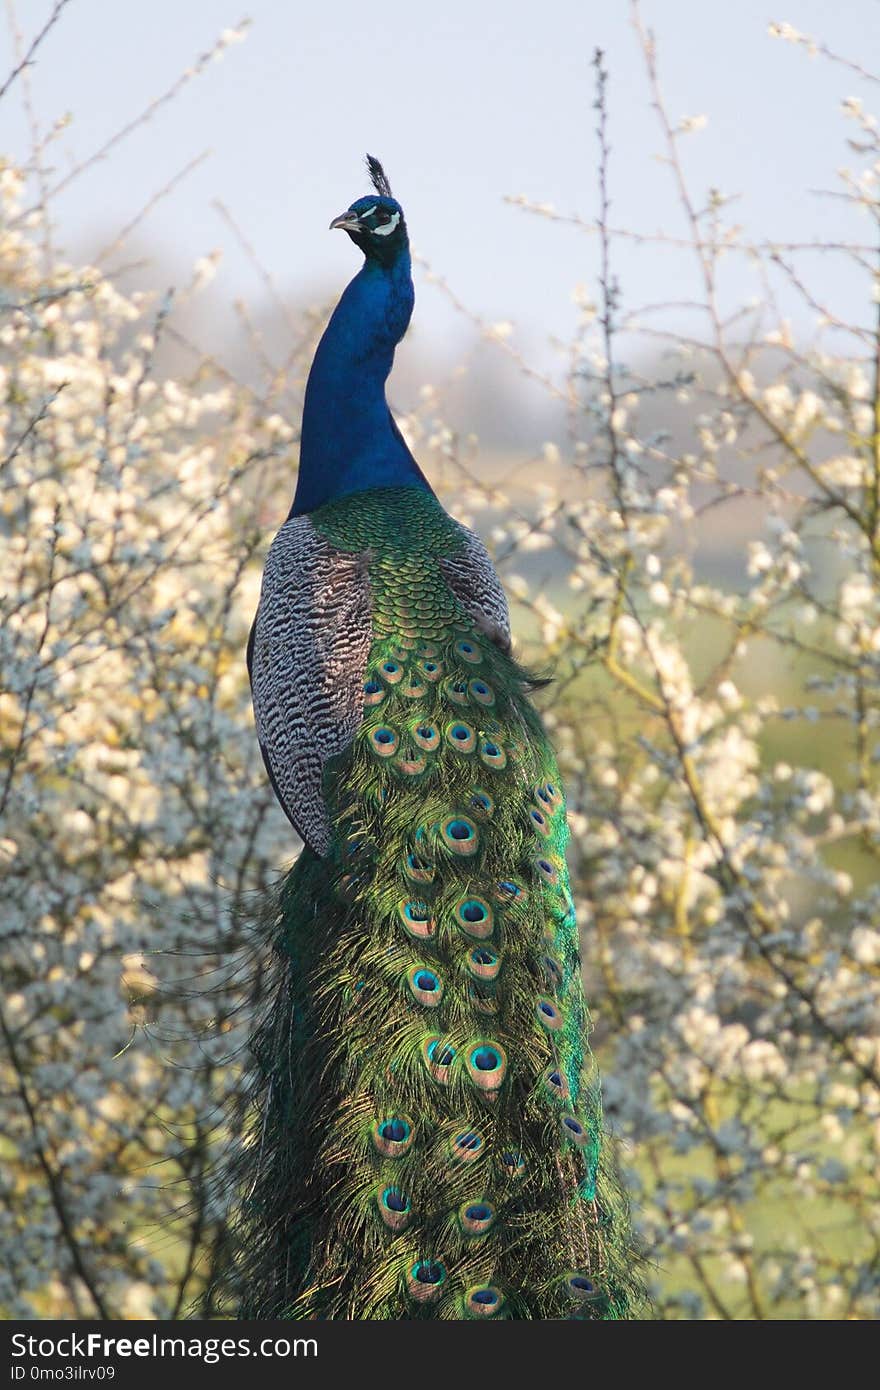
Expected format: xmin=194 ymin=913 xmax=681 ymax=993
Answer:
xmin=232 ymin=490 xmax=641 ymax=1319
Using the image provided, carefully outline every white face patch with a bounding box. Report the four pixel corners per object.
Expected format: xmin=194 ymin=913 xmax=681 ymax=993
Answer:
xmin=359 ymin=205 xmax=377 ymax=219
xmin=373 ymin=210 xmax=401 ymax=237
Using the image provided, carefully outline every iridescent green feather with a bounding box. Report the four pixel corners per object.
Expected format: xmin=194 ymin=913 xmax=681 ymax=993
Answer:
xmin=230 ymin=490 xmax=643 ymax=1320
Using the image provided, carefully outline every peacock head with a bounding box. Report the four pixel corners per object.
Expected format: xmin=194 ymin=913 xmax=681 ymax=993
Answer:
xmin=330 ymin=154 xmax=408 ymax=268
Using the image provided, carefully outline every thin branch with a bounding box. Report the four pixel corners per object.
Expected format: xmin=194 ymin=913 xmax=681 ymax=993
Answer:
xmin=0 ymin=1005 xmax=111 ymax=1318
xmin=15 ymin=19 xmax=251 ymax=218
xmin=0 ymin=0 xmax=72 ymax=104
xmin=95 ymin=150 xmax=212 ymax=265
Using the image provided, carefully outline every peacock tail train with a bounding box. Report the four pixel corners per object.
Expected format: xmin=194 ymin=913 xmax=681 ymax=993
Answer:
xmin=227 ymin=487 xmax=642 ymax=1320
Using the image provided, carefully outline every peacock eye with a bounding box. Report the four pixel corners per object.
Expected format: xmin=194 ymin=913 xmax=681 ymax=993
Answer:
xmin=375 ymin=210 xmax=391 ymax=225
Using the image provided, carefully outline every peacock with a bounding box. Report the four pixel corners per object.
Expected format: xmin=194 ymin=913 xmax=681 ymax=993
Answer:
xmin=234 ymin=156 xmax=639 ymax=1320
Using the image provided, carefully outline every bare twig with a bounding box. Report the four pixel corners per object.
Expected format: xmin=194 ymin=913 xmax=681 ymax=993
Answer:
xmin=15 ymin=19 xmax=251 ymax=218
xmin=0 ymin=0 xmax=72 ymax=104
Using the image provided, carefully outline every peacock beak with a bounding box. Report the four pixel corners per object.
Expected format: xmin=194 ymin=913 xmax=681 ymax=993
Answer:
xmin=329 ymin=211 xmax=363 ymax=233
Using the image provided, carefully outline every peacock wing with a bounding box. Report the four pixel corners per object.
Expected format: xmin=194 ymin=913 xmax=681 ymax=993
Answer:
xmin=438 ymin=523 xmax=512 ymax=653
xmin=247 ymin=515 xmax=372 ymax=856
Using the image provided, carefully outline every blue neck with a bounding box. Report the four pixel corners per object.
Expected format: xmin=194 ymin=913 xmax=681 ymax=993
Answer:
xmin=291 ymin=249 xmax=433 ymax=516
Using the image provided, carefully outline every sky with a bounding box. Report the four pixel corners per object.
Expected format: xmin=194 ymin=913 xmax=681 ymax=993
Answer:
xmin=1 ymin=0 xmax=878 ymax=375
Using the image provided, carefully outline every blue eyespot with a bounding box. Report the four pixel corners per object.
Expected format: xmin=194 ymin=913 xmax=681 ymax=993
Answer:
xmin=455 ymin=639 xmax=482 ymax=665
xmin=407 ymin=1260 xmax=447 ymax=1301
xmin=473 ymin=1047 xmax=499 ymax=1071
xmin=379 ymin=659 xmax=404 ymax=685
xmin=529 ymin=807 xmax=552 ymax=837
xmin=377 ymin=1185 xmax=413 ymax=1230
xmin=459 ymin=1200 xmax=496 ymax=1235
xmin=404 ymin=852 xmax=435 ymax=884
xmin=454 ymin=896 xmax=494 ymax=939
xmin=445 ymin=721 xmax=477 ymax=753
xmin=464 ymin=1284 xmax=504 ymax=1317
xmin=442 ymin=816 xmax=480 ymax=856
xmin=534 ymin=856 xmax=560 ymax=885
xmin=457 ymin=1131 xmax=481 ymax=1150
xmin=479 ymin=738 xmax=507 ymax=769
xmin=371 ymin=1114 xmax=415 ymax=1156
xmin=369 ymin=725 xmax=399 ymax=757
xmin=408 ymin=964 xmax=443 ymax=1006
xmin=543 ymin=1065 xmax=571 ymax=1100
xmin=565 ymin=1271 xmax=602 ymax=1302
xmin=536 ymin=998 xmax=564 ymax=1031
xmin=560 ymin=1114 xmax=589 ymax=1147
